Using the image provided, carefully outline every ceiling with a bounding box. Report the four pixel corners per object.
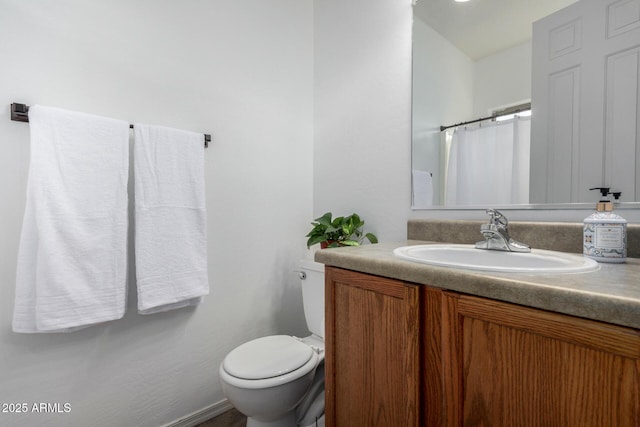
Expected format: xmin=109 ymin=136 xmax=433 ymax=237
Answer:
xmin=413 ymin=0 xmax=578 ymax=60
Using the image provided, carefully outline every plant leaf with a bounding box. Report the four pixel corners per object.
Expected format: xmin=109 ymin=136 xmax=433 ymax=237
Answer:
xmin=307 ymin=234 xmax=328 ymax=248
xmin=314 ymin=212 xmax=333 ymax=227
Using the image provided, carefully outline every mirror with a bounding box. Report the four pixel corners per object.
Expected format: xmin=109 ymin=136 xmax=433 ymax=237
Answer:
xmin=411 ymin=0 xmax=640 ymax=209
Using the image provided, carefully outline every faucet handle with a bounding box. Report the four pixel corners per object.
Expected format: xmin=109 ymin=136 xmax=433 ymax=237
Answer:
xmin=486 ymin=209 xmax=508 ymax=228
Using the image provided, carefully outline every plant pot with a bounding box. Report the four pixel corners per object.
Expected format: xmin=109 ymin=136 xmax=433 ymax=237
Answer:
xmin=320 ymin=241 xmax=338 ymax=249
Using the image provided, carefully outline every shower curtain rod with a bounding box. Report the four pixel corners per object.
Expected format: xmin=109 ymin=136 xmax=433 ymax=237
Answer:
xmin=10 ymin=103 xmax=211 ymax=148
xmin=440 ymin=114 xmax=496 ymax=132
xmin=440 ymin=104 xmax=531 ymax=132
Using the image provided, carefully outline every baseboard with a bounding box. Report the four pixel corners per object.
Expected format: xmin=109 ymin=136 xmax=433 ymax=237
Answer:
xmin=164 ymin=399 xmax=234 ymax=427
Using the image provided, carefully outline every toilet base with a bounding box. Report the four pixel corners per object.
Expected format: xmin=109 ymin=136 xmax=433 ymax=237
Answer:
xmin=245 ymin=412 xmax=325 ymax=427
xmin=246 ymin=411 xmax=296 ymax=427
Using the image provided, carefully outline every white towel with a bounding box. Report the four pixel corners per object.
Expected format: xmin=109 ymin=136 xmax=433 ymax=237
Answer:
xmin=12 ymin=105 xmax=130 ymax=333
xmin=412 ymin=170 xmax=433 ymax=208
xmin=134 ymin=124 xmax=209 ymax=314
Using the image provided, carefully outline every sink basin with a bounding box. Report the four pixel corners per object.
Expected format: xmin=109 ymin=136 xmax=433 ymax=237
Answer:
xmin=393 ymin=244 xmax=599 ymax=273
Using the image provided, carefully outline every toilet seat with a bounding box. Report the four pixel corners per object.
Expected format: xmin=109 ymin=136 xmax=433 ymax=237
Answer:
xmin=220 ymin=335 xmax=320 ymax=390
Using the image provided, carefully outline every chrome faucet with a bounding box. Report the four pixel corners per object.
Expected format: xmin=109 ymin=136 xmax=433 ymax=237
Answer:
xmin=475 ymin=209 xmax=530 ymax=253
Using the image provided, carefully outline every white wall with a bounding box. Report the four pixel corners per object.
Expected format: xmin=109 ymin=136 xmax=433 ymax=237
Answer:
xmin=0 ymin=1 xmax=313 ymax=426
xmin=473 ymin=41 xmax=532 ymax=117
xmin=412 ymin=17 xmax=474 ymax=205
xmin=314 ymin=0 xmax=414 ymax=242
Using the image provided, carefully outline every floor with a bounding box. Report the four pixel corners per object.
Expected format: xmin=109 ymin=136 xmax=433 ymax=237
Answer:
xmin=195 ymin=408 xmax=246 ymax=427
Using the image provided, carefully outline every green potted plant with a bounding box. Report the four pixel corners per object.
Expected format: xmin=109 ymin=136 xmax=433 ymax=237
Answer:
xmin=306 ymin=212 xmax=378 ymax=249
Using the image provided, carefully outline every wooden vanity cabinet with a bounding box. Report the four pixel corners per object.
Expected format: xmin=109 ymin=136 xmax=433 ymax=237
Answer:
xmin=325 ymin=267 xmax=640 ymax=427
xmin=442 ymin=292 xmax=640 ymax=427
xmin=324 ymin=266 xmax=422 ymax=426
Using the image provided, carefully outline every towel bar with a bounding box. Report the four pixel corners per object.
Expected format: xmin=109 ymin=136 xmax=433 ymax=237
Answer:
xmin=10 ymin=103 xmax=211 ymax=148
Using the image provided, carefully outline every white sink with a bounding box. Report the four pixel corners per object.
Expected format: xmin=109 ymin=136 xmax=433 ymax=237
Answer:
xmin=393 ymin=244 xmax=599 ymax=273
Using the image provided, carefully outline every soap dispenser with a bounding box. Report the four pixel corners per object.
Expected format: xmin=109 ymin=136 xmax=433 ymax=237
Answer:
xmin=583 ymin=187 xmax=627 ymax=263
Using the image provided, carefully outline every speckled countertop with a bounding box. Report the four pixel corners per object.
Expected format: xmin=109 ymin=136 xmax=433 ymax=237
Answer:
xmin=314 ymin=220 xmax=640 ymax=330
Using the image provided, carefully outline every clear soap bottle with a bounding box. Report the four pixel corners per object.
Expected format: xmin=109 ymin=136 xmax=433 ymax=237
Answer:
xmin=583 ymin=187 xmax=627 ymax=263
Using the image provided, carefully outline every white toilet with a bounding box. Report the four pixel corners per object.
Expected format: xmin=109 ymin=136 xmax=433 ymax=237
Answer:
xmin=219 ymin=260 xmax=325 ymax=427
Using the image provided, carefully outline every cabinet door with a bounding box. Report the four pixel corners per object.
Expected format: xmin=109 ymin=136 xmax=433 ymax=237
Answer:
xmin=443 ymin=293 xmax=640 ymax=427
xmin=325 ymin=267 xmax=421 ymax=426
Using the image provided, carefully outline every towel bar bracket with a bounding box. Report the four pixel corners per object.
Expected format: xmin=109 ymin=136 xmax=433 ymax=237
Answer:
xmin=10 ymin=102 xmax=211 ymax=148
xmin=11 ymin=103 xmax=30 ymax=122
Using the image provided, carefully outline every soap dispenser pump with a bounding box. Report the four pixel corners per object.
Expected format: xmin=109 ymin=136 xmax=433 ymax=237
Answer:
xmin=583 ymin=187 xmax=627 ymax=263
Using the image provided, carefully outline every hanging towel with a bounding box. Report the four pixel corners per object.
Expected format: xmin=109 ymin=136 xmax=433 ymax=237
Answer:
xmin=12 ymin=105 xmax=130 ymax=333
xmin=412 ymin=170 xmax=433 ymax=208
xmin=133 ymin=124 xmax=209 ymax=314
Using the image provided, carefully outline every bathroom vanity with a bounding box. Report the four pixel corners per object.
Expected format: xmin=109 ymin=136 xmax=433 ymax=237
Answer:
xmin=316 ymin=220 xmax=640 ymax=427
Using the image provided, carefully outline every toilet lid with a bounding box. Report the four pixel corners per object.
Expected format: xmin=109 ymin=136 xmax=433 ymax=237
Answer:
xmin=223 ymin=335 xmax=314 ymax=380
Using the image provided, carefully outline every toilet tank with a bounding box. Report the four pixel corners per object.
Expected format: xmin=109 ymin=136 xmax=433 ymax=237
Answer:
xmin=299 ymin=259 xmax=325 ymax=339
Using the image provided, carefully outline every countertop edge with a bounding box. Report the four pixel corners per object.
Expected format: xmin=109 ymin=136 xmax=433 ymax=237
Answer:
xmin=314 ymin=241 xmax=640 ymax=330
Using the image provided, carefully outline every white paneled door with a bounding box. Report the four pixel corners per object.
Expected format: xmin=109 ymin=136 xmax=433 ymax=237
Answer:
xmin=531 ymin=0 xmax=640 ymax=203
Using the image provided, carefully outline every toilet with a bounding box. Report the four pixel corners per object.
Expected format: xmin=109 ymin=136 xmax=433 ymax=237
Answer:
xmin=219 ymin=260 xmax=325 ymax=427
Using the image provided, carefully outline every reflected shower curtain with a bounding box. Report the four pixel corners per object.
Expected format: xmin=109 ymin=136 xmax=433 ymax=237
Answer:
xmin=445 ymin=116 xmax=530 ymax=205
